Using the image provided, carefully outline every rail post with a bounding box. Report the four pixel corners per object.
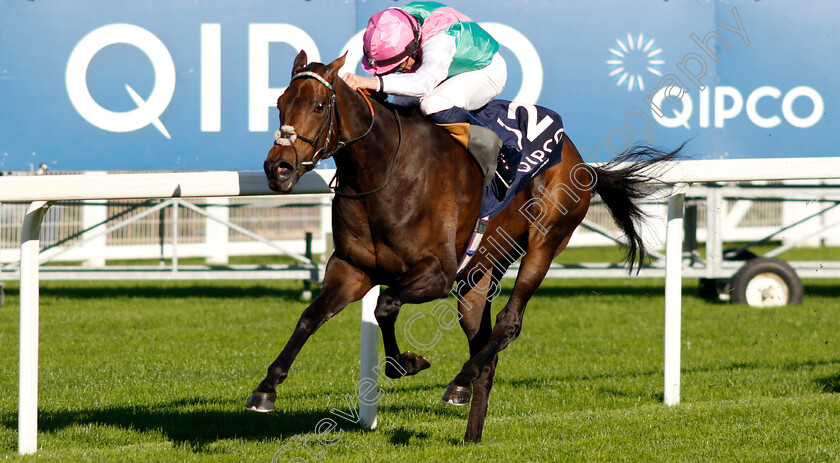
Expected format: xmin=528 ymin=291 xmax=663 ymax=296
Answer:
xmin=663 ymin=184 xmax=687 ymax=406
xmin=19 ymin=200 xmax=54 ymax=454
xmin=358 ymin=285 xmax=380 ymax=429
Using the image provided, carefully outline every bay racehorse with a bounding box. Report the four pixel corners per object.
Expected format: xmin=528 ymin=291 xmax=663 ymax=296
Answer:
xmin=248 ymin=51 xmax=679 ymax=443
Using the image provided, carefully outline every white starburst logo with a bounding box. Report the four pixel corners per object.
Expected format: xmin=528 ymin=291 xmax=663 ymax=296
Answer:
xmin=607 ymin=33 xmax=664 ymax=92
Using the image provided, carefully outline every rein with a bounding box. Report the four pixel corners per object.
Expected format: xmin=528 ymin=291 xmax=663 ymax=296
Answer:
xmin=332 ymin=109 xmax=402 ymax=199
xmin=276 ymin=70 xmax=403 ymax=199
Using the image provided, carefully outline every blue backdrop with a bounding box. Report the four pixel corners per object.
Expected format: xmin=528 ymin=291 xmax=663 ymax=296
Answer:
xmin=0 ymin=0 xmax=836 ymax=171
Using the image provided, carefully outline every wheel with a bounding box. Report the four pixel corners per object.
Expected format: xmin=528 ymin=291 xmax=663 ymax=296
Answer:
xmin=699 ymin=248 xmax=756 ymax=301
xmin=730 ymin=257 xmax=803 ymax=307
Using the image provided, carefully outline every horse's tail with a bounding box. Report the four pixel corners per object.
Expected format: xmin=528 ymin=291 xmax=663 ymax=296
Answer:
xmin=589 ymin=143 xmax=686 ymax=273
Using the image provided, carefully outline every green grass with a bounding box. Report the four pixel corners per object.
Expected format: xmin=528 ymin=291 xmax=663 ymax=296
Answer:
xmin=1 ymin=270 xmax=840 ymax=461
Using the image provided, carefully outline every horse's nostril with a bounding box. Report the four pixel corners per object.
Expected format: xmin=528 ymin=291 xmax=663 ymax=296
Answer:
xmin=276 ymin=161 xmax=294 ymax=179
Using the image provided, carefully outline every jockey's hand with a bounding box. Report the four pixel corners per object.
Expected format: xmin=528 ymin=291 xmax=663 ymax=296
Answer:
xmin=341 ymin=73 xmax=379 ymax=91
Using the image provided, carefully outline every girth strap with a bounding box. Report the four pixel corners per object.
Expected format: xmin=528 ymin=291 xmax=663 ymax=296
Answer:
xmin=456 ymin=216 xmax=490 ymax=276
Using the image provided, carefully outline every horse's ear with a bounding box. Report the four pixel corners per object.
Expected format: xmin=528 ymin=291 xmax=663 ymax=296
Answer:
xmin=292 ymin=50 xmax=308 ymax=76
xmin=324 ymin=52 xmax=347 ymax=82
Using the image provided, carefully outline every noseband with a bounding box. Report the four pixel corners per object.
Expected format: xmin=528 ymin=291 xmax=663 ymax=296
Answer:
xmin=275 ymin=70 xmax=404 ymax=199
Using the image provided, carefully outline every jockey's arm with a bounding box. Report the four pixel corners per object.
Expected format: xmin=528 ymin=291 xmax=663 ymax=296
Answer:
xmin=379 ymin=34 xmax=455 ymax=97
xmin=341 ymin=34 xmax=456 ymax=97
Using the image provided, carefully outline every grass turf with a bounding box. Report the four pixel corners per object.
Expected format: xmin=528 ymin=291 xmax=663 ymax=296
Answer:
xmin=0 ymin=273 xmax=839 ymax=461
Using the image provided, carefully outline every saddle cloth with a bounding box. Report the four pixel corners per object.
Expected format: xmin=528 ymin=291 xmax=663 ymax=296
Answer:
xmin=473 ymin=100 xmax=565 ymax=219
xmin=453 ymin=100 xmax=565 ymax=275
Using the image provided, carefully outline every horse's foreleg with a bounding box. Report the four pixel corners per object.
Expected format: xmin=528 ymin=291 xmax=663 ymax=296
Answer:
xmin=245 ymin=255 xmax=371 ymax=412
xmin=376 ymin=255 xmax=451 ymax=378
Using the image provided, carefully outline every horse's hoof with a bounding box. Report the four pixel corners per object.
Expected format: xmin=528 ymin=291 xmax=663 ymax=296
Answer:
xmin=402 ymin=351 xmax=431 ymax=376
xmin=442 ymin=383 xmax=472 ymax=406
xmin=245 ymin=391 xmax=276 ymax=413
xmin=385 ymin=351 xmax=432 ymax=378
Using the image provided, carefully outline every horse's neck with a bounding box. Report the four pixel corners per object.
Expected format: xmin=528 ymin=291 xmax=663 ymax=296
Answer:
xmin=334 ymin=88 xmax=480 ymax=208
xmin=332 ymin=91 xmax=402 ymax=196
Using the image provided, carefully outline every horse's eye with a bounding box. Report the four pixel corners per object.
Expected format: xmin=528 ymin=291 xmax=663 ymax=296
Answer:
xmin=314 ymin=102 xmax=327 ymax=113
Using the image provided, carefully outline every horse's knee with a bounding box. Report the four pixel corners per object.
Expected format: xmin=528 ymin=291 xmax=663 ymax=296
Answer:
xmin=294 ymin=314 xmax=316 ymax=334
xmin=511 ymin=324 xmax=522 ymax=342
xmin=374 ymin=293 xmax=400 ymax=322
xmin=494 ymin=315 xmax=524 ymax=346
xmin=506 ymin=319 xmax=523 ymax=342
xmin=494 ymin=307 xmax=522 ymax=326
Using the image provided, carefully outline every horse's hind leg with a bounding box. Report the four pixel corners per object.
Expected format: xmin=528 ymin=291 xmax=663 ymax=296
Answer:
xmin=375 ymin=255 xmax=452 ymax=378
xmin=457 ymin=270 xmax=499 ymax=443
xmin=466 ymin=354 xmax=497 ymax=443
xmin=444 ymin=236 xmax=566 ymax=406
xmin=245 ymin=255 xmax=371 ymax=412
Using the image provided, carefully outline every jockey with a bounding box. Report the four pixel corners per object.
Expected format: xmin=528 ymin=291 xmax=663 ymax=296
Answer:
xmin=341 ymin=1 xmax=520 ymax=199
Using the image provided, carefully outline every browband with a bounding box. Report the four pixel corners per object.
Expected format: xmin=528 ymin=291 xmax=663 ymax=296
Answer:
xmin=291 ymin=71 xmax=332 ymax=89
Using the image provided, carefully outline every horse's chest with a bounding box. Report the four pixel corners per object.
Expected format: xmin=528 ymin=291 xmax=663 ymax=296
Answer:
xmin=330 ymin=218 xmax=386 ymax=263
xmin=337 ymin=234 xmax=410 ymax=274
xmin=334 ymin=204 xmax=448 ymax=278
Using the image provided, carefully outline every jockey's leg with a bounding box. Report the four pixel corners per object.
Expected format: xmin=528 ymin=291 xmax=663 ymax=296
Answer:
xmin=419 ymin=54 xmax=519 ymax=199
xmin=426 ymin=106 xmax=483 ymax=126
xmin=428 ymin=108 xmax=520 ymax=200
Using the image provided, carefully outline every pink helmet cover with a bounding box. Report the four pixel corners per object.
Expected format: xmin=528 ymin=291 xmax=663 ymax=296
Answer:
xmin=362 ymin=8 xmax=420 ymax=75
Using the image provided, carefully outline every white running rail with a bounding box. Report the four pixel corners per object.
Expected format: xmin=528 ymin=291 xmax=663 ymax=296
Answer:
xmin=3 ymin=169 xmax=380 ymax=454
xmin=6 ymin=157 xmax=840 ymax=454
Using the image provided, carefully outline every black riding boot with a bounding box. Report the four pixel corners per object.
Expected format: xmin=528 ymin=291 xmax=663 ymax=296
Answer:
xmin=492 ymin=144 xmax=522 ymax=201
xmin=428 ymin=107 xmax=520 ymax=198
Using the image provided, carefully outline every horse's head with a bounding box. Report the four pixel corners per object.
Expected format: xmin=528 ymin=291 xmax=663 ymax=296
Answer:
xmin=264 ymin=51 xmax=346 ymax=193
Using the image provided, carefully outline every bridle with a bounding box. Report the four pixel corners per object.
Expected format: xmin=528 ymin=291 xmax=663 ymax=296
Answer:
xmin=277 ymin=71 xmax=375 ymax=171
xmin=275 ymin=70 xmax=403 ymax=199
